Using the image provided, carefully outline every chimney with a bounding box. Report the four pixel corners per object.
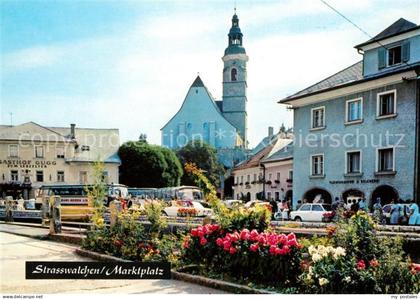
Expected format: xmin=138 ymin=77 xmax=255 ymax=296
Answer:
xmin=268 ymin=126 xmax=274 ymax=137
xmin=70 ymin=124 xmax=76 ymax=139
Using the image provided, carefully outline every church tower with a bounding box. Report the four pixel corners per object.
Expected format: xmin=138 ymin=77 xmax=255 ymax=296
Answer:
xmin=222 ymin=12 xmax=248 ymax=148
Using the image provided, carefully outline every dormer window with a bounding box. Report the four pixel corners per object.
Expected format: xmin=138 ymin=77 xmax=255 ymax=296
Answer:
xmin=388 ymin=45 xmax=402 ymax=66
xmin=378 ymin=41 xmax=410 ymax=69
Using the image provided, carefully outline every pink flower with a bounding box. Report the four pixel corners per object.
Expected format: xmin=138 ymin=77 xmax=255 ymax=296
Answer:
xmin=275 ymin=247 xmax=283 ymax=255
xmin=183 ymin=240 xmax=190 ymax=249
xmin=250 ymin=243 xmax=259 ymax=252
xmin=357 ymin=260 xmax=366 ymax=270
xmin=282 ymin=245 xmax=291 ymax=254
xmin=198 ymin=230 xmax=205 ymax=238
xmin=216 ymin=238 xmax=224 ymax=247
xmin=229 ymin=247 xmax=237 ymax=254
xmin=200 ymin=237 xmax=207 ymax=246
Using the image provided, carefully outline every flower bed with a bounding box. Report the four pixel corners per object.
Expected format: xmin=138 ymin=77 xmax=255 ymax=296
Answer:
xmin=182 ymin=224 xmax=303 ymax=288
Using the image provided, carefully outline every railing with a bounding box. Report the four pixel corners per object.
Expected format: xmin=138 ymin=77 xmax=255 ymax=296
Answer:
xmin=1 ymin=196 xmax=208 ymax=234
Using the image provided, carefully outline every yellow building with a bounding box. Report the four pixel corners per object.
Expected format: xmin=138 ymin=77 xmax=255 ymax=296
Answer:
xmin=0 ymin=122 xmax=120 ymax=199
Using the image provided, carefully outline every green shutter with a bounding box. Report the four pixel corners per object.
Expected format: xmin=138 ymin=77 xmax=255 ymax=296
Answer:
xmin=378 ymin=48 xmax=386 ymax=69
xmin=402 ymin=41 xmax=410 ymax=62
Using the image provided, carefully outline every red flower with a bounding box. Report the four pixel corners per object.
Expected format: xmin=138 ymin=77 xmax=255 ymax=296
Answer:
xmin=229 ymin=247 xmax=237 ymax=254
xmin=369 ymin=259 xmax=379 ymax=267
xmin=240 ymin=229 xmax=250 ymax=240
xmin=223 ymin=240 xmax=231 ymax=251
xmin=269 ymin=245 xmax=277 ymax=255
xmin=287 ymin=233 xmax=296 ymax=241
xmin=274 ymin=247 xmax=282 ymax=255
xmin=250 ymin=243 xmax=259 ymax=252
xmin=198 ymin=230 xmax=205 ymax=238
xmin=282 ymin=245 xmax=291 ymax=254
xmin=200 ymin=237 xmax=207 ymax=246
xmin=287 ymin=238 xmax=298 ymax=248
xmin=357 ymin=260 xmax=366 ymax=270
xmin=216 ymin=238 xmax=224 ymax=247
xmin=210 ymin=224 xmax=220 ymax=232
xmin=250 ymin=229 xmax=259 ymax=240
xmin=257 ymin=235 xmax=266 ymax=244
xmin=191 ymin=228 xmax=198 ymax=237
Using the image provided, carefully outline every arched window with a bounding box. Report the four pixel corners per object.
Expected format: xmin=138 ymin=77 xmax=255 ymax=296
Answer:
xmin=231 ymin=68 xmax=237 ymax=81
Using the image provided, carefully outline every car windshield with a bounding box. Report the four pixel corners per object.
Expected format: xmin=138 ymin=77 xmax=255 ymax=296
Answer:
xmin=322 ymin=204 xmax=332 ymax=211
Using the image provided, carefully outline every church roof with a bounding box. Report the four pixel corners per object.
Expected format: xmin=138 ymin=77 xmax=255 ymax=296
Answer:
xmin=160 ymin=76 xmax=240 ymax=139
xmin=355 ymin=18 xmax=419 ymax=49
xmin=191 ymin=75 xmax=205 ymax=87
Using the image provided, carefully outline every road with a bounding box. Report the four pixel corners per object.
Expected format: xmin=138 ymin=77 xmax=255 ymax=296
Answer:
xmin=0 ymin=232 xmax=226 ymax=294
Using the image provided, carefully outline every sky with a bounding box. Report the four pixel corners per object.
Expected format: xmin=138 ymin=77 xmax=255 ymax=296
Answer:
xmin=1 ymin=0 xmax=419 ymax=148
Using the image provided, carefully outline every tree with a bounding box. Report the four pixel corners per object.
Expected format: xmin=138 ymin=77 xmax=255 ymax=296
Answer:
xmin=177 ymin=140 xmax=225 ymax=187
xmin=118 ymin=141 xmax=183 ymax=188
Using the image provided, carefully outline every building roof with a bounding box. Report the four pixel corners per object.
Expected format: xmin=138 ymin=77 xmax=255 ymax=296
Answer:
xmin=355 ymin=18 xmax=419 ymax=49
xmin=233 ymin=141 xmax=275 ymax=171
xmin=281 ymin=61 xmax=363 ymax=102
xmin=262 ymin=142 xmax=293 ymax=163
xmin=50 ymin=126 xmax=121 ymax=163
xmin=0 ymin=122 xmax=121 ymax=164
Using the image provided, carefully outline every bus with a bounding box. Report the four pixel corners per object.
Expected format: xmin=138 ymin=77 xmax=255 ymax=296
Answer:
xmin=36 ymin=184 xmax=129 ymax=208
xmin=127 ymin=188 xmax=157 ymax=199
xmin=155 ymin=186 xmax=204 ymax=201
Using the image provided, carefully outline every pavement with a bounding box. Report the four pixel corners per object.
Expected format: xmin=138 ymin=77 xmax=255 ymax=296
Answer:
xmin=0 ymin=230 xmax=226 ymax=294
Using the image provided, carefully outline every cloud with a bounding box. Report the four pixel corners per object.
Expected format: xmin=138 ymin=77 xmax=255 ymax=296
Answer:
xmin=2 ymin=0 xmax=419 ymax=148
xmin=2 ymin=46 xmax=63 ymax=70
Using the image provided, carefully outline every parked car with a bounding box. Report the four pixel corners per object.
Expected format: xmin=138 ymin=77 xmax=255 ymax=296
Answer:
xmin=163 ymin=200 xmax=212 ymax=217
xmin=382 ymin=203 xmax=411 ymax=224
xmin=290 ymin=203 xmax=332 ymax=222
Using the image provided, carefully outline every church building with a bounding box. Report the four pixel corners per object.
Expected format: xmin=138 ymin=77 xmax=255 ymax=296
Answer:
xmin=161 ymin=12 xmax=249 ymax=167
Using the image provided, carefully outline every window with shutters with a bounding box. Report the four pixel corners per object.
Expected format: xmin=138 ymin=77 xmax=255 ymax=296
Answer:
xmin=388 ymin=45 xmax=402 ymax=66
xmin=378 ymin=42 xmax=410 ymax=70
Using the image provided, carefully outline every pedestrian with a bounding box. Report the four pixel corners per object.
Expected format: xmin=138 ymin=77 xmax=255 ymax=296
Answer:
xmin=373 ymin=197 xmax=383 ymax=223
xmin=359 ymin=198 xmax=367 ymax=211
xmin=408 ymin=199 xmax=420 ymax=226
xmin=390 ymin=199 xmax=400 ymax=225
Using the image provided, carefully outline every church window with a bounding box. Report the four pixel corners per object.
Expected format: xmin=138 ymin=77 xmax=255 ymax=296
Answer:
xmin=231 ymin=68 xmax=237 ymax=81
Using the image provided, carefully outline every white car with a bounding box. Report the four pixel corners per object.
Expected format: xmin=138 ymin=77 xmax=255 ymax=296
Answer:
xmin=290 ymin=203 xmax=332 ymax=222
xmin=163 ymin=200 xmax=212 ymax=217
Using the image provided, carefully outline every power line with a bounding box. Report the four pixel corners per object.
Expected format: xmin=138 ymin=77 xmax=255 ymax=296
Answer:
xmin=319 ymin=0 xmax=413 ymax=67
